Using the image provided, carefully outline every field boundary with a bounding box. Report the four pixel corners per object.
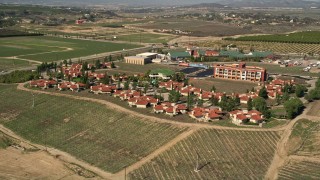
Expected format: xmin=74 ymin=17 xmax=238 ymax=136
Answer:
xmin=114 ymin=128 xmax=198 ymax=177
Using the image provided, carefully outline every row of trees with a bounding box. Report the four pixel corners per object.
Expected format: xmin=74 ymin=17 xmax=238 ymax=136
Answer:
xmin=305 ymin=78 xmax=320 ymax=101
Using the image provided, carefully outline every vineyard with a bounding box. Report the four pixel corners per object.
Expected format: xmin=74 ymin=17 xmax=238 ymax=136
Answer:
xmin=278 ymin=160 xmax=320 ymax=180
xmin=289 ymin=119 xmax=320 ymax=158
xmin=0 ymin=58 xmax=32 ymax=71
xmin=229 ymin=31 xmax=320 ymax=44
xmin=0 ymin=85 xmax=187 ymax=173
xmin=0 ymin=36 xmax=141 ymax=62
xmin=130 ymin=129 xmax=281 ymax=179
xmin=198 ymin=40 xmax=320 ymax=54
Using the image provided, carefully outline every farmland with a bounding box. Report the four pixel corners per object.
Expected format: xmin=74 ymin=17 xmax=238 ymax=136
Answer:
xmin=0 ymin=58 xmax=33 ymax=71
xmin=278 ymin=160 xmax=320 ymax=180
xmin=134 ymin=19 xmax=257 ymax=37
xmin=307 ymin=100 xmax=320 ymax=117
xmin=288 ymin=119 xmax=320 ymax=158
xmin=198 ymin=40 xmax=320 ymax=55
xmin=0 ymin=36 xmax=142 ymax=62
xmin=115 ymin=33 xmax=176 ymax=44
xmin=130 ymin=129 xmax=281 ymax=179
xmin=0 ymin=84 xmax=187 ymax=173
xmin=189 ymin=77 xmax=256 ymax=93
xmin=246 ymin=62 xmax=318 ymax=77
xmin=231 ymin=31 xmax=320 ymax=44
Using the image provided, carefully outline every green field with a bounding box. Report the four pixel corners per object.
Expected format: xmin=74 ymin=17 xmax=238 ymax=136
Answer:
xmin=189 ymin=78 xmax=256 ymax=93
xmin=130 ymin=129 xmax=280 ymax=179
xmin=0 ymin=58 xmax=32 ymax=71
xmin=116 ymin=33 xmax=175 ymax=43
xmin=278 ymin=160 xmax=320 ymax=179
xmin=0 ymin=36 xmax=142 ymax=62
xmin=289 ymin=119 xmax=320 ymax=157
xmin=0 ymin=85 xmax=186 ymax=173
xmin=246 ymin=62 xmax=318 ymax=77
xmin=98 ymin=62 xmax=181 ymax=75
xmin=232 ymin=31 xmax=320 ymax=44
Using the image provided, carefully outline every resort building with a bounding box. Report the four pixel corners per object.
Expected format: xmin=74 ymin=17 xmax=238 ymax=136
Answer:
xmin=213 ymin=63 xmax=267 ymax=82
xmin=124 ymin=56 xmax=151 ymax=65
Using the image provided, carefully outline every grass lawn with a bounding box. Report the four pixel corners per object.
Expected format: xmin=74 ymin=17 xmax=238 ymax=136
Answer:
xmin=116 ymin=33 xmax=175 ymax=44
xmin=189 ymin=77 xmax=257 ymax=93
xmin=0 ymin=36 xmax=142 ymax=62
xmin=246 ymin=62 xmax=318 ymax=77
xmin=130 ymin=129 xmax=281 ymax=179
xmin=0 ymin=58 xmax=33 ymax=71
xmin=0 ymin=84 xmax=187 ymax=173
xmin=97 ymin=62 xmax=181 ymax=74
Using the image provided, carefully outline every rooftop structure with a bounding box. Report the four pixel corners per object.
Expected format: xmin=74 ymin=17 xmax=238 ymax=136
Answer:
xmin=213 ymin=63 xmax=267 ymax=82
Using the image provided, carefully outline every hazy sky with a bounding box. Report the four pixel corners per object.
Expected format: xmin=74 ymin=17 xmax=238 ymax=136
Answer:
xmin=1 ymin=0 xmax=320 ymax=6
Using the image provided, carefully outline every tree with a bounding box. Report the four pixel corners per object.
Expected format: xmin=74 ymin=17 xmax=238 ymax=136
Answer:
xmin=295 ymin=84 xmax=306 ymax=98
xmin=211 ymin=97 xmax=219 ymax=106
xmin=144 ymin=83 xmax=149 ymax=94
xmin=197 ymin=99 xmax=204 ymax=107
xmin=211 ymin=85 xmax=216 ymax=92
xmin=252 ymin=97 xmax=271 ymax=119
xmin=111 ymin=62 xmax=116 ymax=68
xmin=284 ymin=98 xmax=304 ymax=119
xmin=102 ymin=73 xmax=110 ymax=85
xmin=132 ymin=81 xmax=137 ymax=90
xmin=169 ymin=90 xmax=180 ymax=103
xmin=53 ymin=62 xmax=57 ymax=72
xmin=283 ymin=84 xmax=293 ymax=93
xmin=282 ymin=92 xmax=290 ymax=102
xmin=187 ymin=93 xmax=194 ymax=110
xmin=258 ymin=86 xmax=268 ymax=99
xmin=247 ymin=98 xmax=253 ymax=111
xmin=95 ymin=59 xmax=101 ymax=69
xmin=108 ymin=55 xmax=112 ymax=62
xmin=63 ymin=59 xmax=68 ymax=67
xmin=68 ymin=59 xmax=72 ymax=65
xmin=124 ymin=81 xmax=130 ymax=90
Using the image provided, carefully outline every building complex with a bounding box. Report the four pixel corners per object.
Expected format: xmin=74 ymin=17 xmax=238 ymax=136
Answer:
xmin=213 ymin=63 xmax=267 ymax=82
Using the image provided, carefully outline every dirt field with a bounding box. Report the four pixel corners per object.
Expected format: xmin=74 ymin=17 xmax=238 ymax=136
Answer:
xmin=0 ymin=147 xmax=86 ymax=179
xmin=307 ymin=100 xmax=320 ymax=117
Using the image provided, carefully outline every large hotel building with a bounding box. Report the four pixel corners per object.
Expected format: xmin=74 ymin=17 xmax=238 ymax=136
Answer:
xmin=213 ymin=63 xmax=267 ymax=82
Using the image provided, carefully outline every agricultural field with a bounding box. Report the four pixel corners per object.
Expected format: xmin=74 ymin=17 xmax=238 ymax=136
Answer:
xmin=307 ymin=100 xmax=320 ymax=117
xmin=231 ymin=31 xmax=320 ymax=44
xmin=278 ymin=160 xmax=320 ymax=180
xmin=0 ymin=36 xmax=142 ymax=62
xmin=0 ymin=58 xmax=34 ymax=71
xmin=134 ymin=19 xmax=257 ymax=37
xmin=98 ymin=62 xmax=181 ymax=75
xmin=189 ymin=77 xmax=256 ymax=93
xmin=130 ymin=129 xmax=281 ymax=179
xmin=198 ymin=40 xmax=320 ymax=55
xmin=115 ymin=33 xmax=176 ymax=44
xmin=246 ymin=62 xmax=318 ymax=77
xmin=0 ymin=84 xmax=187 ymax=173
xmin=288 ymin=119 xmax=320 ymax=157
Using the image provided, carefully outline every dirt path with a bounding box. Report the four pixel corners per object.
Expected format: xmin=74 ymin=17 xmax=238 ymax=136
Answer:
xmin=113 ymin=128 xmax=198 ymax=178
xmin=265 ymin=102 xmax=316 ymax=180
xmin=16 ymin=83 xmax=285 ymax=132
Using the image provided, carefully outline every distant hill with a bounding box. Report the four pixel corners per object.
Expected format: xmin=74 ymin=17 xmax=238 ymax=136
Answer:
xmin=183 ymin=3 xmax=226 ymax=8
xmin=219 ymin=0 xmax=320 ymax=8
xmin=0 ymin=0 xmax=319 ymax=8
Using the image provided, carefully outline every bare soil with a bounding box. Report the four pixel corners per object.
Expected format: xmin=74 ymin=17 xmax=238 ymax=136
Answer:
xmin=0 ymin=147 xmax=85 ymax=180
